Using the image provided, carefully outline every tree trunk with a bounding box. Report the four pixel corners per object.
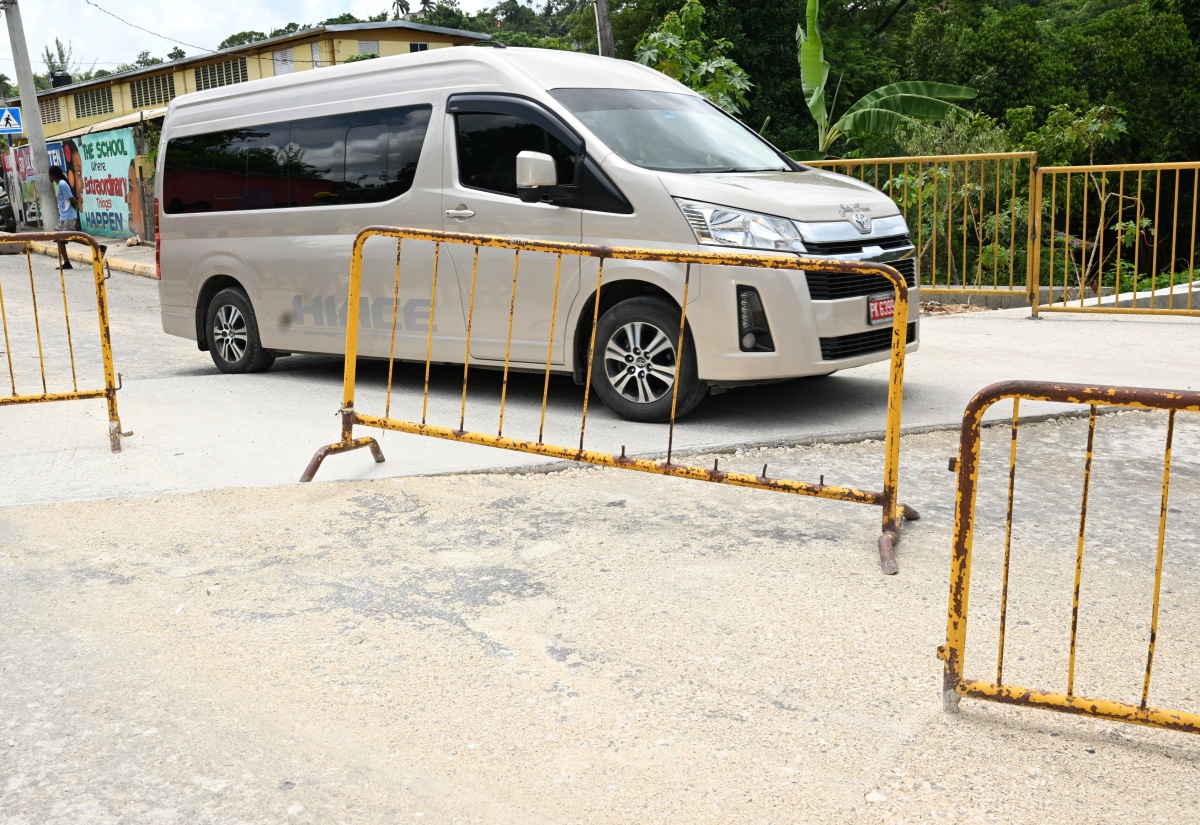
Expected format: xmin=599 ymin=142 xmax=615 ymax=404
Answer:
xmin=594 ymin=0 xmax=616 ymax=58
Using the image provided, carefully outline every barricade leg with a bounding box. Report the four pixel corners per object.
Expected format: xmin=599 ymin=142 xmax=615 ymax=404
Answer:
xmin=300 ymin=411 xmax=384 ymax=482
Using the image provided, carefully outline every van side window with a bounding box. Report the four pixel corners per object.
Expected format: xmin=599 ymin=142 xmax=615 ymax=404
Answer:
xmin=163 ymin=105 xmax=431 ymax=213
xmin=455 ymin=113 xmax=575 ymax=197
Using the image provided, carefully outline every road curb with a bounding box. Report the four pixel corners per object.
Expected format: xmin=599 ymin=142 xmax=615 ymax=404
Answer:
xmin=1 ymin=235 xmax=156 ymax=279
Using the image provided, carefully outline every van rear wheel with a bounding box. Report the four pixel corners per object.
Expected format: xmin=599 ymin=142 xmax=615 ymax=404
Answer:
xmin=591 ymin=297 xmax=707 ymax=423
xmin=206 ymin=288 xmax=275 ymax=374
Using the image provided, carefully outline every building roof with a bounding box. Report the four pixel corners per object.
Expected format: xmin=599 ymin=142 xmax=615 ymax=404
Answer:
xmin=14 ymin=20 xmax=490 ymax=105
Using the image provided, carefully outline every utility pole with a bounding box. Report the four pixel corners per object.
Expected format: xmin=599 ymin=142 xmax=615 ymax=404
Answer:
xmin=1 ymin=0 xmax=57 ymax=230
xmin=594 ymin=0 xmax=615 ymax=58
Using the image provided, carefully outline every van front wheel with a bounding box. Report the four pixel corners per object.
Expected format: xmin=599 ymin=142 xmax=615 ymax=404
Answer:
xmin=590 ymin=297 xmax=707 ymax=423
xmin=205 ymin=288 xmax=275 ymax=374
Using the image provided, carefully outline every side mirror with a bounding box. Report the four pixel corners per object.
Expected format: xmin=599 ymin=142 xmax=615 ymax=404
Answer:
xmin=516 ymin=151 xmax=558 ymax=202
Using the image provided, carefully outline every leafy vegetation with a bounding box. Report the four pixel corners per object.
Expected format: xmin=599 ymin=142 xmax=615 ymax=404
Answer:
xmin=634 ymin=0 xmax=750 ymax=113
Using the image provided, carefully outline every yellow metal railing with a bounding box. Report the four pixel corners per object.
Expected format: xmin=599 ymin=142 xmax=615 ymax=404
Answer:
xmin=301 ymin=227 xmax=920 ymax=573
xmin=0 ymin=232 xmax=125 ymax=451
xmin=808 ymin=152 xmax=1038 ymax=297
xmin=940 ymin=380 xmax=1200 ymax=734
xmin=1033 ymin=161 xmax=1200 ymax=317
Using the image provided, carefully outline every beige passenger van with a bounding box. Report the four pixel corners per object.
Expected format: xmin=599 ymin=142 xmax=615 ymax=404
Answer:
xmin=156 ymin=45 xmax=916 ymax=422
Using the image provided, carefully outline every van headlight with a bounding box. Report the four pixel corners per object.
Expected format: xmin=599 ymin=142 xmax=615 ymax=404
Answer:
xmin=675 ymin=198 xmax=806 ymax=252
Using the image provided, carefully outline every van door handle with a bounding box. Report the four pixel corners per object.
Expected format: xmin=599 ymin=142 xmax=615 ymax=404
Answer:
xmin=445 ymin=206 xmax=475 ymax=220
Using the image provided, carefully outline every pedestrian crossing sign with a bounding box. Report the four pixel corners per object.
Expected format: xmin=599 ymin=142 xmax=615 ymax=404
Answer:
xmin=0 ymin=107 xmax=22 ymax=134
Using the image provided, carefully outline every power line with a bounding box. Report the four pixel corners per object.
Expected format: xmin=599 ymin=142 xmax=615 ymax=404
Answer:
xmin=82 ymin=0 xmax=214 ymax=53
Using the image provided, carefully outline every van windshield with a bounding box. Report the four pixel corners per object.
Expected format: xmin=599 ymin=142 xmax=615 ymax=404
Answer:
xmin=549 ymin=88 xmax=791 ymax=174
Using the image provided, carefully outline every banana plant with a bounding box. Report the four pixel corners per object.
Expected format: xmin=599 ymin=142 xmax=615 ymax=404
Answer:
xmin=791 ymin=0 xmax=976 ymax=160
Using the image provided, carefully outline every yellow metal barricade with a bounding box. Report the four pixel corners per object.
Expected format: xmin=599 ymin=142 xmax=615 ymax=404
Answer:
xmin=1033 ymin=161 xmax=1200 ymax=317
xmin=0 ymin=232 xmax=125 ymax=451
xmin=301 ymin=227 xmax=919 ymax=573
xmin=808 ymin=153 xmax=1038 ymax=301
xmin=940 ymin=380 xmax=1200 ymax=733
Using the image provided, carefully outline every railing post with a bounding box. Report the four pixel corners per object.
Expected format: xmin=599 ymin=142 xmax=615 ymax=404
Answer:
xmin=1028 ymin=155 xmax=1043 ymax=318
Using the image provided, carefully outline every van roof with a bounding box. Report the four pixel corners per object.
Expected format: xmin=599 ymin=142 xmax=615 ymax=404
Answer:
xmin=165 ymin=47 xmax=694 ymax=128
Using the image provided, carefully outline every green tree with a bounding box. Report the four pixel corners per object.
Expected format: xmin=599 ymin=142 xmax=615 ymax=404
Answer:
xmin=793 ymin=0 xmax=975 ymax=158
xmin=344 ymin=52 xmax=379 ymax=62
xmin=635 ymin=0 xmax=752 ymax=113
xmin=393 ymin=0 xmax=411 ymax=18
xmin=167 ymin=47 xmax=186 ymax=61
xmin=219 ymin=31 xmax=268 ymax=49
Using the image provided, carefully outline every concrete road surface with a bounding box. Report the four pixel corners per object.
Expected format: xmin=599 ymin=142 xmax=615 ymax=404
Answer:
xmin=2 ymin=414 xmax=1198 ymax=823
xmin=1 ymin=253 xmax=1198 ymax=507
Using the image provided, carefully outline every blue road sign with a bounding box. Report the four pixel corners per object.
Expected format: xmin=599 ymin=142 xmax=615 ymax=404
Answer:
xmin=0 ymin=107 xmax=23 ymax=134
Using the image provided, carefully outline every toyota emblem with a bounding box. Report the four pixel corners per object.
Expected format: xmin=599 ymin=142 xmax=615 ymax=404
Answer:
xmin=851 ymin=212 xmax=872 ymax=234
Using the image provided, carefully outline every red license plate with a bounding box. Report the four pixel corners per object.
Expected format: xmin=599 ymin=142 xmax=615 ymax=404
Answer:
xmin=868 ymin=293 xmax=895 ymax=325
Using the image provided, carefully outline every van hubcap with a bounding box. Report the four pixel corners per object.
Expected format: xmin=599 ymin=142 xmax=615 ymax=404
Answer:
xmin=213 ymin=304 xmax=248 ymax=363
xmin=603 ymin=321 xmax=676 ymax=404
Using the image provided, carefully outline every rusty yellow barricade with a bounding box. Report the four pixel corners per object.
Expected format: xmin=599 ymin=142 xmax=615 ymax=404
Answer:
xmin=941 ymin=380 xmax=1200 ymax=733
xmin=0 ymin=232 xmax=125 ymax=451
xmin=301 ymin=227 xmax=918 ymax=573
xmin=1033 ymin=161 xmax=1200 ymax=318
xmin=808 ymin=152 xmax=1039 ymax=302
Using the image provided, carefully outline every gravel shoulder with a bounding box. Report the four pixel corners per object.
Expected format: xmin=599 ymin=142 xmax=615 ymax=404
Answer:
xmin=3 ymin=411 xmax=1199 ymax=823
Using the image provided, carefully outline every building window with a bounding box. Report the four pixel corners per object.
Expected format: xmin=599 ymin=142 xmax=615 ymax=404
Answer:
xmin=73 ymin=86 xmax=114 ymax=120
xmin=311 ymin=43 xmax=322 ymax=68
xmin=39 ymin=97 xmax=62 ymax=124
xmin=130 ymin=73 xmax=176 ymax=108
xmin=358 ymin=40 xmax=380 ymax=56
xmin=409 ymin=43 xmax=429 ymax=53
xmin=194 ymin=58 xmax=249 ymax=92
xmin=273 ymin=48 xmax=295 ymax=75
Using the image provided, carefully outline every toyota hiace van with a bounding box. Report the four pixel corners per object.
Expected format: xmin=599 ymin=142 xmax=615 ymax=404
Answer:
xmin=156 ymin=45 xmax=917 ymax=421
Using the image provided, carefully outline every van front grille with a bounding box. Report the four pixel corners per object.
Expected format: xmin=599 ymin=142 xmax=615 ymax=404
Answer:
xmin=820 ymin=322 xmax=916 ymax=360
xmin=806 ymin=258 xmax=916 ymax=300
xmin=803 ymin=234 xmax=911 ymax=255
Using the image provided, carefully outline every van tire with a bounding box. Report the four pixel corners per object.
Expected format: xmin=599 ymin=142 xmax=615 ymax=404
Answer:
xmin=590 ymin=297 xmax=707 ymax=423
xmin=205 ymin=288 xmax=275 ymax=374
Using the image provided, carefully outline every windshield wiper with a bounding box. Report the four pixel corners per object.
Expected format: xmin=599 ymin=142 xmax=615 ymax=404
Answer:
xmin=689 ymin=167 xmax=789 ymax=174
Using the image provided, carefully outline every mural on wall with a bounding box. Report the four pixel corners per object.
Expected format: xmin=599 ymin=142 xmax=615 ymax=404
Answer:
xmin=78 ymin=128 xmax=140 ymax=240
xmin=13 ymin=144 xmax=38 ymax=222
xmin=5 ymin=126 xmax=143 ymax=236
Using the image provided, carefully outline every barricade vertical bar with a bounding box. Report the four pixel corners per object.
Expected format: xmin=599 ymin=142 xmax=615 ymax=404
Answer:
xmin=578 ymin=257 xmax=606 ymax=452
xmin=24 ymin=245 xmax=48 ymax=395
xmin=1098 ymin=174 xmax=1108 ymax=304
xmin=1081 ymin=170 xmax=1090 ymax=305
xmin=916 ymin=162 xmax=925 ymax=286
xmin=90 ymin=244 xmax=123 ymax=452
xmin=1151 ymin=170 xmax=1161 ymax=306
xmin=537 ymin=254 xmax=563 ymax=444
xmin=1067 ymin=404 xmax=1097 ymax=697
xmin=459 ymin=246 xmax=480 ymax=432
xmin=990 ymin=159 xmax=1000 ymax=287
xmin=1063 ymin=173 xmax=1072 ymax=308
xmin=1028 ymin=162 xmax=1042 ymax=315
xmin=342 ymin=235 xmax=367 ymax=413
xmin=1115 ymin=171 xmax=1126 ymax=298
xmin=58 ymin=259 xmax=78 ymax=392
xmin=1141 ymin=410 xmax=1175 ymax=709
xmin=1048 ymin=174 xmax=1058 ymax=306
xmin=996 ymin=398 xmax=1020 ymax=685
xmin=931 ymin=161 xmax=939 ymax=288
xmin=961 ymin=160 xmax=970 ymax=285
xmin=1009 ymin=158 xmax=1018 ymax=289
xmin=665 ymin=264 xmax=692 ymax=465
xmin=1189 ymin=170 xmax=1197 ymax=311
xmin=0 ymin=266 xmax=14 ymax=395
xmin=497 ymin=249 xmax=519 ymax=437
xmin=1133 ymin=170 xmax=1143 ymax=301
xmin=421 ymin=242 xmax=440 ymax=427
xmin=1169 ymin=170 xmax=1180 ymax=309
xmin=384 ymin=238 xmax=403 ymax=420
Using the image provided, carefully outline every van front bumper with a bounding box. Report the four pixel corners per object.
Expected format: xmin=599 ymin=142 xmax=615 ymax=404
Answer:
xmin=688 ymin=252 xmax=919 ymax=384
